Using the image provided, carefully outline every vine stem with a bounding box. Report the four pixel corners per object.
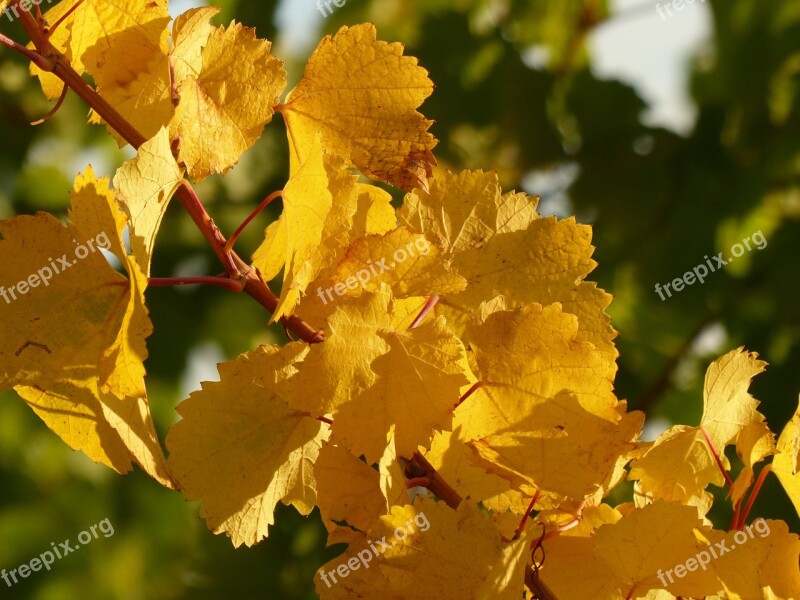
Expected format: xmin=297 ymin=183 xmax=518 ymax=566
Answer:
xmin=736 ymin=464 xmax=773 ymax=529
xmin=403 ymin=451 xmax=463 ymax=509
xmin=455 ymin=381 xmax=483 ymax=409
xmin=699 ymin=426 xmax=734 ymax=489
xmin=514 ymin=491 xmax=541 ymax=540
xmin=12 ymin=6 xmax=323 ymax=344
xmin=148 ymin=276 xmax=246 ymax=293
xmin=225 ymin=190 xmax=283 ymax=252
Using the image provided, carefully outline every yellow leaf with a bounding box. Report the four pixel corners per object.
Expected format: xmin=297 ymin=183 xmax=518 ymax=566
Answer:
xmin=699 ymin=520 xmax=800 ymax=599
xmin=0 ymin=168 xmax=173 ymax=487
xmin=333 ymin=314 xmax=470 ymax=462
xmin=399 ymin=169 xmax=540 ymax=253
xmin=593 ymin=500 xmax=722 ymax=598
xmin=455 ymin=303 xmax=620 ymax=442
xmin=316 ymin=498 xmax=505 ymax=599
xmin=32 ymin=0 xmax=170 ymax=100
xmin=166 ymin=344 xmax=328 ymax=547
xmin=379 ymin=427 xmax=411 ymax=511
xmin=282 ymin=23 xmax=436 ymax=191
xmin=471 ymin=394 xmax=642 ymax=499
xmin=89 ymin=7 xmax=220 ymax=143
xmin=774 ymin=396 xmax=800 ymax=518
xmin=333 ymin=227 xmax=467 ymax=299
xmin=314 ymin=443 xmax=388 ymax=545
xmin=286 ymin=286 xmax=468 ymax=462
xmin=170 ymin=21 xmax=286 ymax=180
xmin=422 ymin=429 xmax=512 ymax=506
xmin=113 ymin=128 xmax=183 ymax=277
xmin=171 ymin=7 xmax=221 ymax=83
xmin=701 ymin=347 xmax=767 ymax=449
xmin=476 ymin=531 xmax=534 ymax=600
xmin=265 ymin=135 xmax=366 ymax=320
xmin=399 ymin=169 xmax=617 ymax=364
xmin=281 ymin=290 xmax=394 ymax=417
xmin=540 ymin=533 xmax=626 ymax=600
xmin=628 ymin=425 xmax=723 ymax=510
xmin=729 ymin=418 xmax=775 ymax=504
xmin=276 ymin=185 xmax=399 ymax=329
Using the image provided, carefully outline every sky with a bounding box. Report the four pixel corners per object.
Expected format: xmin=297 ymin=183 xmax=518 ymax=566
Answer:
xmin=590 ymin=0 xmax=712 ymax=134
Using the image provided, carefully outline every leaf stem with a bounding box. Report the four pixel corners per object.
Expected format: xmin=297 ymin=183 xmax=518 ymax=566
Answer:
xmin=699 ymin=425 xmax=734 ymax=489
xmin=148 ymin=276 xmax=246 ymax=292
xmin=514 ymin=491 xmax=540 ymax=540
xmin=0 ymin=31 xmax=52 ymax=71
xmin=408 ymin=295 xmax=439 ymax=329
xmin=31 ymin=84 xmax=68 ymax=126
xmin=455 ymin=381 xmax=483 ymax=409
xmin=225 ymin=190 xmax=283 ymax=252
xmin=736 ymin=464 xmax=773 ymax=529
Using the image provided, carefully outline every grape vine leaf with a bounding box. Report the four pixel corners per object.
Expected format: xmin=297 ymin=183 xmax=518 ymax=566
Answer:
xmin=170 ymin=20 xmax=286 ymax=180
xmin=280 ymin=23 xmax=437 ymax=191
xmin=166 ymin=344 xmax=329 ymax=547
xmin=773 ymin=397 xmax=800 ymax=518
xmin=315 ymin=498 xmax=518 ymax=599
xmin=333 ymin=227 xmax=467 ymax=299
xmin=399 ymin=169 xmax=617 ymax=363
xmin=113 ymin=127 xmax=183 ymax=277
xmin=0 ymin=167 xmax=173 ymax=487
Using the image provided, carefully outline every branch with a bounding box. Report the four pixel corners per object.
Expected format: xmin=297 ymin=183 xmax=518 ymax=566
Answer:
xmin=14 ymin=8 xmax=324 ymax=344
xmin=403 ymin=451 xmax=463 ymax=509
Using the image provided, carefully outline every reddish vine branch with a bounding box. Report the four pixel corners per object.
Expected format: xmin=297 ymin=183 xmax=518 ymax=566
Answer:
xmin=403 ymin=451 xmax=463 ymax=509
xmin=11 ymin=6 xmax=323 ymax=344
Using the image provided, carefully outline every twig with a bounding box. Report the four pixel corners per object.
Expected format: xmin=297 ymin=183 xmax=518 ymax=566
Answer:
xmin=14 ymin=8 xmax=325 ymax=345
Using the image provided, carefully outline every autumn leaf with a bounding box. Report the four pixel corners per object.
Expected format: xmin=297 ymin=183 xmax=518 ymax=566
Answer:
xmin=283 ymin=287 xmax=470 ymax=462
xmin=0 ymin=167 xmax=173 ymax=487
xmin=31 ymin=0 xmax=170 ymax=100
xmin=333 ymin=227 xmax=467 ymax=299
xmin=170 ymin=20 xmax=286 ymax=180
xmin=593 ymin=500 xmax=722 ymax=598
xmin=281 ymin=23 xmax=437 ymax=190
xmin=455 ymin=303 xmax=620 ymax=443
xmin=696 ymin=519 xmax=800 ymax=599
xmin=333 ymin=314 xmax=470 ymax=462
xmin=113 ymin=128 xmax=183 ymax=277
xmin=539 ymin=505 xmax=625 ymax=600
xmin=166 ymin=344 xmax=328 ymax=547
xmin=258 ymin=133 xmax=373 ymax=320
xmin=315 ymin=498 xmax=513 ymax=599
xmin=314 ymin=443 xmax=390 ymax=545
xmin=774 ymin=396 xmax=800 ymax=518
xmin=700 ymin=347 xmax=767 ymax=449
xmin=628 ymin=425 xmax=723 ymax=509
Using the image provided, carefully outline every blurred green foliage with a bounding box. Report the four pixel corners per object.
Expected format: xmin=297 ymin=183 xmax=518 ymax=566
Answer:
xmin=0 ymin=0 xmax=798 ymax=598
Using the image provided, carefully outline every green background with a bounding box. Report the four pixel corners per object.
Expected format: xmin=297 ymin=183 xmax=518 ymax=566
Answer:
xmin=0 ymin=0 xmax=798 ymax=597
